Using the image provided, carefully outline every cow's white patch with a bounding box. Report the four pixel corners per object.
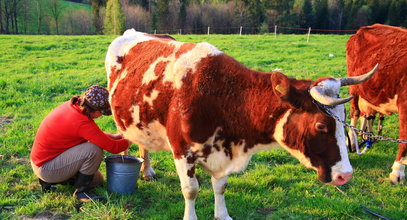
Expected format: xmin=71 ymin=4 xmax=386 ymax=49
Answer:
xmin=119 ymin=104 xmax=170 ymax=152
xmin=143 ymin=90 xmax=159 ymax=106
xmin=358 ymin=95 xmax=398 ymax=115
xmin=105 ymin=30 xmax=154 ymax=72
xmin=400 ymin=157 xmax=407 ymax=166
xmin=315 ymin=78 xmax=341 ymax=97
xmin=141 ymin=42 xmax=183 ymax=85
xmin=211 ymin=176 xmax=231 ymax=220
xmin=131 ymin=104 xmax=141 ymax=124
xmin=273 ymin=110 xmax=316 ymax=169
xmin=390 ymin=161 xmax=405 ymax=183
xmin=141 ymin=59 xmax=161 ymax=84
xmin=331 ymin=104 xmax=353 ymax=175
xmin=190 ymin=127 xmax=279 ymax=178
xmin=314 ymin=78 xmax=353 ymax=176
xmin=174 ymin=156 xmax=199 ymax=220
xmin=163 ymin=42 xmax=223 ymax=89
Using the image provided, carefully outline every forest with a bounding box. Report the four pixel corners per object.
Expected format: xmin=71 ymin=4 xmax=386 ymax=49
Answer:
xmin=0 ymin=0 xmax=406 ymax=35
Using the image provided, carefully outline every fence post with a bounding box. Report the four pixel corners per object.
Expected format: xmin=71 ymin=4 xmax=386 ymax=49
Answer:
xmin=274 ymin=25 xmax=277 ymax=38
xmin=239 ymin=26 xmax=242 ymax=36
xmin=307 ymin=27 xmax=311 ymax=42
xmin=207 ymin=26 xmax=210 ymax=35
xmin=154 ymin=29 xmax=156 ymax=34
xmin=179 ymin=29 xmax=182 ymax=35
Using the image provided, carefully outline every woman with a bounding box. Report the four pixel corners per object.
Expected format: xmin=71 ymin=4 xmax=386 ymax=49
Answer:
xmin=30 ymin=85 xmax=129 ymax=202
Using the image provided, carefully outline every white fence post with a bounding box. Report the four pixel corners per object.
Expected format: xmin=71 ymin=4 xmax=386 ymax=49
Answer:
xmin=307 ymin=27 xmax=311 ymax=42
xmin=207 ymin=26 xmax=210 ymax=35
xmin=274 ymin=25 xmax=277 ymax=38
xmin=239 ymin=26 xmax=242 ymax=36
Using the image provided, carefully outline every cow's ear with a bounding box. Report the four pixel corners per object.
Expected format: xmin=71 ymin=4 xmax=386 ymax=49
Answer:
xmin=271 ymin=72 xmax=300 ymax=108
xmin=271 ymin=72 xmax=292 ymax=100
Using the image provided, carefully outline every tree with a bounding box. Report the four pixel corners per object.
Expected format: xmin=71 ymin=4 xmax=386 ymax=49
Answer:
xmin=234 ymin=0 xmax=247 ymax=27
xmin=293 ymin=0 xmax=313 ymax=28
xmin=354 ymin=5 xmax=371 ymax=27
xmin=246 ymin=0 xmax=265 ymax=32
xmin=328 ymin=0 xmax=345 ymax=30
xmin=104 ymin=0 xmax=125 ymax=35
xmin=179 ymin=0 xmax=187 ymax=29
xmin=156 ymin=0 xmax=169 ymax=32
xmin=128 ymin=0 xmax=149 ymax=10
xmin=92 ymin=0 xmax=106 ymax=34
xmin=388 ymin=0 xmax=401 ymax=26
xmin=3 ymin=0 xmax=11 ymax=33
xmin=313 ymin=0 xmax=329 ymax=29
xmin=48 ymin=0 xmax=64 ymax=34
xmin=122 ymin=3 xmax=151 ymax=32
xmin=34 ymin=0 xmax=44 ymax=34
xmin=19 ymin=0 xmax=32 ymax=33
xmin=0 ymin=0 xmax=4 ymax=33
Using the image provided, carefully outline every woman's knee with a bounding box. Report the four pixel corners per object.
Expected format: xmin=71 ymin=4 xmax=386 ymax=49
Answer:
xmin=81 ymin=142 xmax=103 ymax=161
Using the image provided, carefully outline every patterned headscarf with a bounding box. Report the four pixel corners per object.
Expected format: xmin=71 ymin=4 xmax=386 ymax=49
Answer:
xmin=83 ymin=85 xmax=112 ymax=115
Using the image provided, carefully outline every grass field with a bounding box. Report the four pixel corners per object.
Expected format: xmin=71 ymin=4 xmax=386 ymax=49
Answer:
xmin=0 ymin=33 xmax=405 ymax=219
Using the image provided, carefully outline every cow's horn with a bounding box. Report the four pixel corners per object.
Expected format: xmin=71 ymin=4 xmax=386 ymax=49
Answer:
xmin=340 ymin=64 xmax=379 ymax=86
xmin=310 ymin=86 xmax=354 ymax=106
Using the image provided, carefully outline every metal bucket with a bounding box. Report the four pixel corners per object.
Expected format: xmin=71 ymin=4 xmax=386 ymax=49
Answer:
xmin=105 ymin=155 xmax=143 ymax=194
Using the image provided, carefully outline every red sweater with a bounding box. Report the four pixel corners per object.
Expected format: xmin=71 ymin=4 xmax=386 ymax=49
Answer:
xmin=31 ymin=101 xmax=129 ymax=166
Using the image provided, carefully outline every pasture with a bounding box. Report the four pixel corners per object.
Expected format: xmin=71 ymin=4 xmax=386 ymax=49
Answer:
xmin=0 ymin=34 xmax=405 ymax=219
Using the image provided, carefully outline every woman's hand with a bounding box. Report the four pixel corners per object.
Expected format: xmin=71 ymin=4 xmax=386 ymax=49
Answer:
xmin=106 ymin=132 xmax=124 ymax=140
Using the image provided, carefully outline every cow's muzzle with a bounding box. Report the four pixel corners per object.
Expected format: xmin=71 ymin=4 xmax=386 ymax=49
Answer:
xmin=330 ymin=172 xmax=353 ymax=185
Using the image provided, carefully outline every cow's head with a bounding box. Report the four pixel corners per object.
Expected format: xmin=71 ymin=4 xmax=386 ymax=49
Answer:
xmin=271 ymin=64 xmax=378 ymax=185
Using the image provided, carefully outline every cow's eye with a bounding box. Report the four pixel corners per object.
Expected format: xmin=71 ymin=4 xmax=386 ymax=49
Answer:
xmin=315 ymin=122 xmax=328 ymax=133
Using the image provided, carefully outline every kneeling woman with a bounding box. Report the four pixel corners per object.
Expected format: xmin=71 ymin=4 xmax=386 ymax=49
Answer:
xmin=30 ymin=85 xmax=129 ymax=202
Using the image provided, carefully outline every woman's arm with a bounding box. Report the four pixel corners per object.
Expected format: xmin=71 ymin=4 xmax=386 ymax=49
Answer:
xmin=104 ymin=132 xmax=123 ymax=140
xmin=79 ymin=122 xmax=129 ymax=154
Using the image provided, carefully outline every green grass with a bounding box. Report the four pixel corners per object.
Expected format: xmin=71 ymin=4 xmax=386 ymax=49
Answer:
xmin=61 ymin=0 xmax=91 ymax=11
xmin=0 ymin=33 xmax=405 ymax=219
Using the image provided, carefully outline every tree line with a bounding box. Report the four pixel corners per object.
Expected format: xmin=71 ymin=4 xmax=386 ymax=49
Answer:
xmin=1 ymin=0 xmax=406 ymax=35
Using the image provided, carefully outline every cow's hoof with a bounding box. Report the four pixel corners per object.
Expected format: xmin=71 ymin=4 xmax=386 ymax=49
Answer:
xmin=215 ymin=216 xmax=233 ymax=220
xmin=142 ymin=170 xmax=157 ymax=181
xmin=142 ymin=174 xmax=157 ymax=181
xmin=141 ymin=166 xmax=157 ymax=181
xmin=389 ymin=172 xmax=405 ymax=184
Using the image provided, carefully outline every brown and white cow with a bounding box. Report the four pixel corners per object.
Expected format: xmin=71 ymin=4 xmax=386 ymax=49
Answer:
xmin=347 ymin=24 xmax=407 ymax=183
xmin=105 ymin=29 xmax=376 ymax=220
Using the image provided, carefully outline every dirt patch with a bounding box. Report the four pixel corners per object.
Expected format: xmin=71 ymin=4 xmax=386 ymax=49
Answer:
xmin=9 ymin=156 xmax=29 ymax=164
xmin=0 ymin=115 xmax=13 ymax=129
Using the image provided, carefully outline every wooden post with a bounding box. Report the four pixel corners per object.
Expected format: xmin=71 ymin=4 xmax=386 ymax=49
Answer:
xmin=307 ymin=27 xmax=311 ymax=42
xmin=154 ymin=29 xmax=156 ymax=34
xmin=274 ymin=25 xmax=277 ymax=38
xmin=207 ymin=26 xmax=210 ymax=35
xmin=239 ymin=26 xmax=242 ymax=36
xmin=179 ymin=29 xmax=182 ymax=35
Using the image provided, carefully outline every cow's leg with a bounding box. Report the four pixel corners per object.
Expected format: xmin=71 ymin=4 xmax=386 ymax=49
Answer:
xmin=348 ymin=116 xmax=359 ymax=152
xmin=390 ymin=108 xmax=407 ymax=183
xmin=139 ymin=146 xmax=156 ymax=181
xmin=366 ymin=115 xmax=375 ymax=133
xmin=377 ymin=114 xmax=384 ymax=135
xmin=174 ymin=157 xmax=199 ymax=220
xmin=360 ymin=115 xmax=368 ymax=139
xmin=348 ymin=103 xmax=360 ymax=152
xmin=211 ymin=176 xmax=232 ymax=220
